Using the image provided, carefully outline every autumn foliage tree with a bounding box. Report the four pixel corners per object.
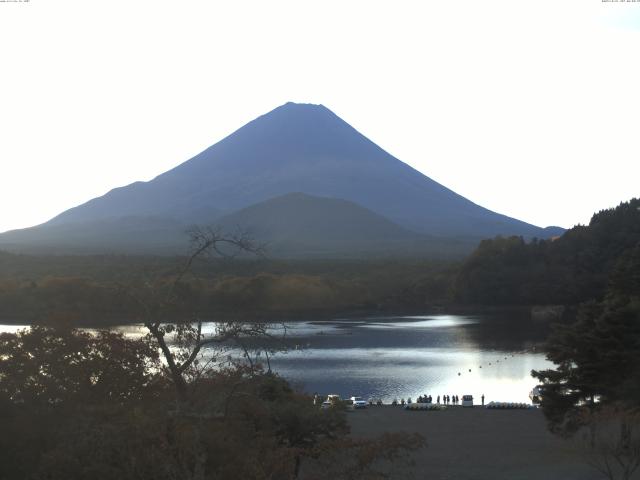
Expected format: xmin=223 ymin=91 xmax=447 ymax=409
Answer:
xmin=0 ymin=326 xmax=162 ymax=479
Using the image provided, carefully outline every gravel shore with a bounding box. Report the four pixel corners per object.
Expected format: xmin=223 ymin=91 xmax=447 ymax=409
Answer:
xmin=347 ymin=405 xmax=604 ymax=480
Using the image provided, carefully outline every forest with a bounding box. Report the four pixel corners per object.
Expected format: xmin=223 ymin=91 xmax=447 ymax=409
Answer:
xmin=454 ymin=198 xmax=640 ymax=307
xmin=0 ymin=253 xmax=457 ymax=326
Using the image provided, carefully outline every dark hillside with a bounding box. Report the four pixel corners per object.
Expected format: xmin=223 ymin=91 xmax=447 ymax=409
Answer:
xmin=216 ymin=192 xmax=475 ymax=258
xmin=453 ymin=198 xmax=640 ymax=305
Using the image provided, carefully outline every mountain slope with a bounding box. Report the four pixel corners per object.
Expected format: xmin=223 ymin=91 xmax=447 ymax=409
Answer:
xmin=43 ymin=102 xmax=556 ymax=237
xmin=0 ymin=216 xmax=189 ymax=255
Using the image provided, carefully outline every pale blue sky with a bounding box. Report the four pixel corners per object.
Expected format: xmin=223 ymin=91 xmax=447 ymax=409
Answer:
xmin=0 ymin=0 xmax=638 ymax=233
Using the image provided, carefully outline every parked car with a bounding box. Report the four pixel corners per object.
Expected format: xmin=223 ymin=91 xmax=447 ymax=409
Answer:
xmin=350 ymin=396 xmax=367 ymax=409
xmin=321 ymin=394 xmax=341 ymax=409
xmin=461 ymin=394 xmax=474 ymax=407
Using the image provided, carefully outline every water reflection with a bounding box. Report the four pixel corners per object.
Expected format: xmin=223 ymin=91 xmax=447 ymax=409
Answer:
xmin=256 ymin=315 xmax=552 ymax=404
xmin=0 ymin=314 xmax=552 ymax=403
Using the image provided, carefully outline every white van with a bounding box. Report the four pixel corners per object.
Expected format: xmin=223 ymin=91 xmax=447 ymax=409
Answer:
xmin=461 ymin=395 xmax=474 ymax=407
xmin=350 ymin=396 xmax=368 ymax=409
xmin=321 ymin=394 xmax=342 ymax=409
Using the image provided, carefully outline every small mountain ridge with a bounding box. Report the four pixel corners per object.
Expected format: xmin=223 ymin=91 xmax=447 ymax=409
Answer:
xmin=216 ymin=192 xmax=475 ymax=258
xmin=219 ymin=192 xmax=419 ymax=240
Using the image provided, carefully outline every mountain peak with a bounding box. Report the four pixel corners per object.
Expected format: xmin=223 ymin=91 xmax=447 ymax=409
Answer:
xmin=281 ymin=101 xmax=326 ymax=109
xmin=257 ymin=101 xmax=337 ymax=124
xmin=200 ymin=100 xmax=378 ymax=164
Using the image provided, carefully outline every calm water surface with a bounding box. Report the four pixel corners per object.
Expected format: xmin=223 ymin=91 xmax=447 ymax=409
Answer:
xmin=1 ymin=314 xmax=553 ymax=404
xmin=254 ymin=315 xmax=552 ymax=404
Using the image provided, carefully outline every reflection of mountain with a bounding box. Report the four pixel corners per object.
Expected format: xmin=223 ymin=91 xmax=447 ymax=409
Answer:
xmin=0 ymin=102 xmax=563 ymax=256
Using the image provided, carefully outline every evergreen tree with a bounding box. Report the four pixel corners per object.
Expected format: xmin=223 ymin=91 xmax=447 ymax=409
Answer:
xmin=532 ymin=242 xmax=640 ymax=434
xmin=455 ymin=198 xmax=640 ymax=307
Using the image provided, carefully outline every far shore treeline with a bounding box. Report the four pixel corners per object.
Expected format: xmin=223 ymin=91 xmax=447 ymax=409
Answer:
xmin=0 ymin=255 xmax=458 ymax=325
xmin=0 ymin=198 xmax=637 ymax=327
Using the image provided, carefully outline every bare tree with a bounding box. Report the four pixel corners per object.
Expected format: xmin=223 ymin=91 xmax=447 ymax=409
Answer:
xmin=124 ymin=226 xmax=285 ymax=402
xmin=577 ymin=407 xmax=640 ymax=480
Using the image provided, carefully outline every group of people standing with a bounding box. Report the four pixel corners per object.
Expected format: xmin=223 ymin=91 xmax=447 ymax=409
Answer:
xmin=417 ymin=394 xmax=459 ymax=404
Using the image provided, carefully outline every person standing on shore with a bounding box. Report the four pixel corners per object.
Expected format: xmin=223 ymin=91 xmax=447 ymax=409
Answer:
xmin=437 ymin=395 xmax=440 ymax=404
xmin=481 ymin=394 xmax=485 ymax=406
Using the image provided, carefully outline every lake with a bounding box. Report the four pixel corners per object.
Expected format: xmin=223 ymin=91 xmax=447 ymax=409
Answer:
xmin=252 ymin=314 xmax=552 ymax=404
xmin=1 ymin=314 xmax=553 ymax=404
